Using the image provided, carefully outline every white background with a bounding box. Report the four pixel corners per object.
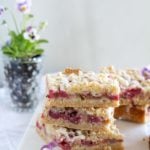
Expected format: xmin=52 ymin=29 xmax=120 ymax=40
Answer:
xmin=1 ymin=0 xmax=150 ymax=73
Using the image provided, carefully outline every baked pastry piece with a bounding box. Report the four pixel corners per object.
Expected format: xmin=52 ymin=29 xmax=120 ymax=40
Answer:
xmin=45 ymin=68 xmax=120 ymax=108
xmin=41 ymin=107 xmax=114 ymax=131
xmin=36 ymin=118 xmax=124 ymax=150
xmin=100 ymin=66 xmax=150 ymax=106
xmin=114 ymin=105 xmax=150 ymax=123
xmin=100 ymin=66 xmax=150 ymax=123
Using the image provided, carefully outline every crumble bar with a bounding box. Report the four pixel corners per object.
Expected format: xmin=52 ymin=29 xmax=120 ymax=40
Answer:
xmin=45 ymin=68 xmax=120 ymax=108
xmin=100 ymin=66 xmax=150 ymax=106
xmin=37 ymin=117 xmax=124 ymax=150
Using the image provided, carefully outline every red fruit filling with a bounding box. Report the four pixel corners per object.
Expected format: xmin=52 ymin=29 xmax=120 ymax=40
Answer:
xmin=36 ymin=121 xmax=42 ymax=130
xmin=59 ymin=139 xmax=71 ymax=150
xmin=80 ymin=93 xmax=119 ymax=101
xmin=49 ymin=108 xmax=105 ymax=124
xmin=81 ymin=140 xmax=95 ymax=146
xmin=47 ymin=90 xmax=69 ymax=99
xmin=41 ymin=113 xmax=45 ymax=118
xmin=87 ymin=115 xmax=103 ymax=123
xmin=49 ymin=108 xmax=81 ymax=124
xmin=47 ymin=90 xmax=119 ymax=100
xmin=65 ymin=110 xmax=81 ymax=124
xmin=107 ymin=94 xmax=119 ymax=101
xmin=49 ymin=110 xmax=63 ymax=119
xmin=121 ymin=88 xmax=142 ymax=99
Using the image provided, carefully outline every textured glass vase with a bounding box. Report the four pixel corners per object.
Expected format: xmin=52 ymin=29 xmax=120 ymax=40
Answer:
xmin=3 ymin=56 xmax=42 ymax=112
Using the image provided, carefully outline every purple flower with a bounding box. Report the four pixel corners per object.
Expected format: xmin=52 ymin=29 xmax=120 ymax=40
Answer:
xmin=26 ymin=25 xmax=33 ymax=32
xmin=141 ymin=65 xmax=150 ymax=79
xmin=0 ymin=5 xmax=5 ymax=15
xmin=41 ymin=141 xmax=61 ymax=150
xmin=23 ymin=26 xmax=40 ymax=42
xmin=17 ymin=0 xmax=32 ymax=13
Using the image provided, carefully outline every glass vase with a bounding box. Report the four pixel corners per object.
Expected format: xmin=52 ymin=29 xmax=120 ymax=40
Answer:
xmin=3 ymin=56 xmax=42 ymax=112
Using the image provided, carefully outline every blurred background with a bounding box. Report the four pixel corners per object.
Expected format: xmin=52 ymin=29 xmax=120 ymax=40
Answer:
xmin=1 ymin=0 xmax=150 ymax=73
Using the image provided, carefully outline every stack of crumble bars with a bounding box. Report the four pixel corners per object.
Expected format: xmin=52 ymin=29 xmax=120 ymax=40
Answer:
xmin=101 ymin=66 xmax=150 ymax=123
xmin=36 ymin=68 xmax=124 ymax=150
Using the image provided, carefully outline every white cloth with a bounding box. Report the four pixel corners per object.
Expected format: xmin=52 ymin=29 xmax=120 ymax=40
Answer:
xmin=0 ymin=88 xmax=32 ymax=150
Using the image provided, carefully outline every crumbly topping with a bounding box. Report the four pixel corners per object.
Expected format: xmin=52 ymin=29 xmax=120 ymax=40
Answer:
xmin=44 ymin=123 xmax=85 ymax=142
xmin=95 ymin=108 xmax=114 ymax=119
xmin=46 ymin=69 xmax=120 ymax=96
xmin=100 ymin=66 xmax=150 ymax=92
xmin=41 ymin=120 xmax=123 ymax=141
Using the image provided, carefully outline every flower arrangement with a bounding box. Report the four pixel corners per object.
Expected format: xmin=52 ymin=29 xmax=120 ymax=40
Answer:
xmin=0 ymin=0 xmax=48 ymax=59
xmin=0 ymin=0 xmax=48 ymax=111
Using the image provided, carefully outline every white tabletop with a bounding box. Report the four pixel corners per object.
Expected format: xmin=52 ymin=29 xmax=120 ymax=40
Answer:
xmin=0 ymin=88 xmax=33 ymax=150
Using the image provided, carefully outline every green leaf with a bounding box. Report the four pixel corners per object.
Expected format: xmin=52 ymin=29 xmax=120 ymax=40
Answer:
xmin=8 ymin=31 xmax=17 ymax=39
xmin=2 ymin=31 xmax=47 ymax=58
xmin=35 ymin=39 xmax=48 ymax=44
xmin=2 ymin=46 xmax=14 ymax=57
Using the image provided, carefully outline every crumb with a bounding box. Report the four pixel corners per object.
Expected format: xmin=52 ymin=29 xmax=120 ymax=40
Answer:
xmin=63 ymin=68 xmax=80 ymax=75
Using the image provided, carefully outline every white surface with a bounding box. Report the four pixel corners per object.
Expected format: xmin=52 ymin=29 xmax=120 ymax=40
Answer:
xmin=1 ymin=0 xmax=150 ymax=72
xmin=19 ymin=105 xmax=150 ymax=150
xmin=18 ymin=104 xmax=44 ymax=150
xmin=0 ymin=88 xmax=33 ymax=150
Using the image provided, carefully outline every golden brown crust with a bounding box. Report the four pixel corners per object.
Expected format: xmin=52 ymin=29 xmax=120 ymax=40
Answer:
xmin=114 ymin=105 xmax=150 ymax=123
xmin=42 ymin=117 xmax=110 ymax=131
xmin=45 ymin=98 xmax=119 ymax=108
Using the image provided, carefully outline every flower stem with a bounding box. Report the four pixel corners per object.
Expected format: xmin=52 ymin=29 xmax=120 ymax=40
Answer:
xmin=10 ymin=11 xmax=20 ymax=33
xmin=21 ymin=14 xmax=26 ymax=30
